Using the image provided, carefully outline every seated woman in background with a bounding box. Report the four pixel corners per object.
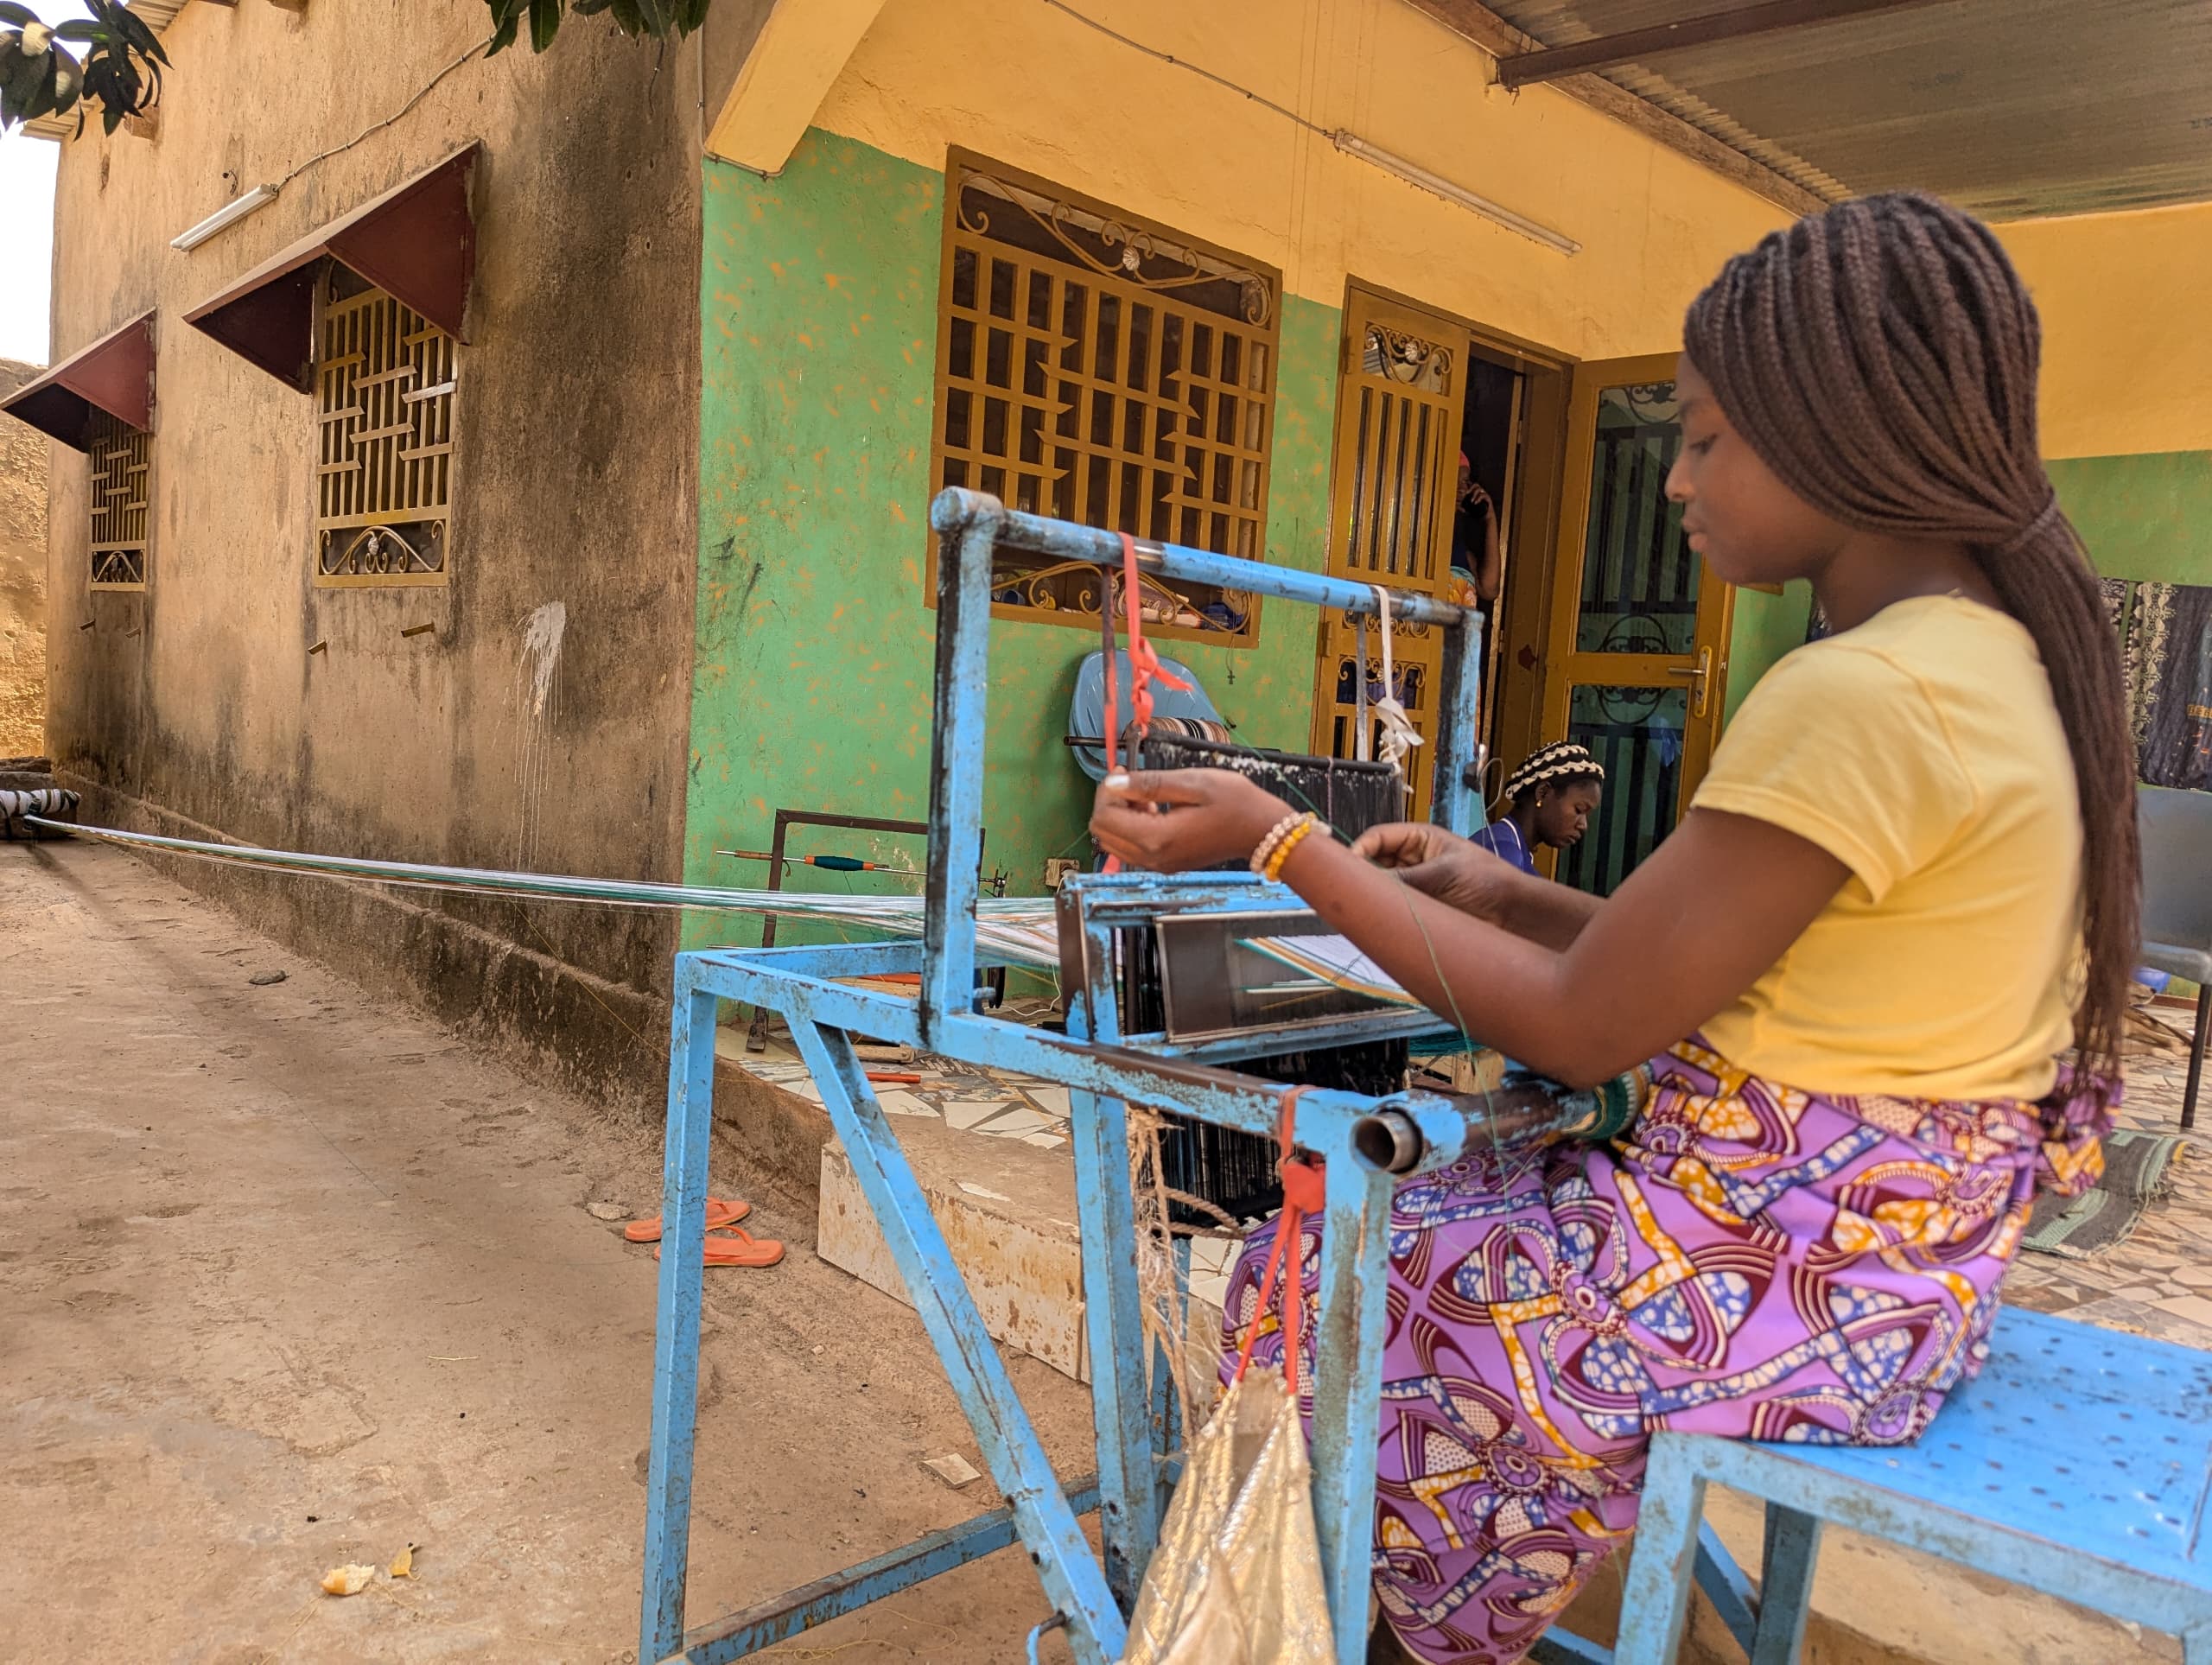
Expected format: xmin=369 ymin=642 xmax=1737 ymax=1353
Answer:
xmin=1469 ymin=741 xmax=1605 ymax=876
xmin=1091 ymin=192 xmax=2133 ymax=1665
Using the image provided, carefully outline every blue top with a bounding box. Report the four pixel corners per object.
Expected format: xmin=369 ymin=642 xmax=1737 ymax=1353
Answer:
xmin=1471 ymin=817 xmax=1536 ymax=874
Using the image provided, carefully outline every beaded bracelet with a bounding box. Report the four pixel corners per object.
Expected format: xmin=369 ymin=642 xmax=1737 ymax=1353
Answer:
xmin=1248 ymin=812 xmax=1306 ymax=876
xmin=1262 ymin=814 xmax=1319 ymax=883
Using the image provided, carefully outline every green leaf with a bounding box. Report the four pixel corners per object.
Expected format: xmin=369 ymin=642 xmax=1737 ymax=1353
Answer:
xmin=0 ymin=2 xmax=36 ymax=27
xmin=528 ymin=0 xmax=562 ymax=51
xmin=116 ymin=6 xmax=167 ymax=66
xmin=54 ymin=20 xmax=97 ymax=42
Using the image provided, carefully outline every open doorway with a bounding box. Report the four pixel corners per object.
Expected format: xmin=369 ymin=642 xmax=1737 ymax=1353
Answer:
xmin=1308 ymin=283 xmax=1567 ymax=823
xmin=1454 ymin=349 xmax=1524 ymax=809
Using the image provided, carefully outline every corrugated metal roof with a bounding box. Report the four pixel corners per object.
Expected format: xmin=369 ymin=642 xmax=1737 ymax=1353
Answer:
xmin=1484 ymin=0 xmax=2212 ymax=219
xmin=20 ymin=0 xmax=190 ymax=142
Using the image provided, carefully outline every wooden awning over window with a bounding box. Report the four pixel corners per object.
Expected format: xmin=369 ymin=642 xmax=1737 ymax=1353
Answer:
xmin=1 ymin=310 xmax=156 ymax=450
xmin=184 ymin=143 xmax=480 ymax=392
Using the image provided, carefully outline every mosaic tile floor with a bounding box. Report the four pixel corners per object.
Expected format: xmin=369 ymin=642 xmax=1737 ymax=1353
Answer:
xmin=2003 ymin=1002 xmax=2209 ymax=1347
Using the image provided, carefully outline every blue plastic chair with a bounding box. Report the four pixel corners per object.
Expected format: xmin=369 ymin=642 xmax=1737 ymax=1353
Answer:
xmin=2141 ymin=785 xmax=2212 ymax=1130
xmin=1065 ymin=648 xmax=1224 ymax=782
xmin=1613 ymin=1306 xmax=2212 ymax=1662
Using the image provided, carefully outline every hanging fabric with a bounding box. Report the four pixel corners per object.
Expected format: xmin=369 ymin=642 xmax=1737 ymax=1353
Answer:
xmin=1367 ymin=586 xmax=1423 ymax=781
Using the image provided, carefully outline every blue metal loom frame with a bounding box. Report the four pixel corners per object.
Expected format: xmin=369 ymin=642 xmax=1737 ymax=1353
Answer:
xmin=639 ymin=490 xmax=1750 ymax=1664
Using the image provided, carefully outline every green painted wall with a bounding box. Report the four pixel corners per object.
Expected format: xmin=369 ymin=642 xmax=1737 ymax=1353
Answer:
xmin=685 ymin=131 xmax=1340 ymax=936
xmin=1722 ymin=581 xmax=1814 ymax=726
xmin=1714 ymin=448 xmax=2212 ymax=724
xmin=2053 ymin=450 xmax=2212 ymax=584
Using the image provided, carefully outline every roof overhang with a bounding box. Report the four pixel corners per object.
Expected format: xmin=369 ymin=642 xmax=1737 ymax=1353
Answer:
xmin=0 ymin=310 xmax=156 ymax=449
xmin=183 ymin=143 xmax=480 ymax=391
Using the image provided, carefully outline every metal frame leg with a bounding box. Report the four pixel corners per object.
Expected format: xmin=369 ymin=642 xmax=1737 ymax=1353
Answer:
xmin=1748 ymin=1505 xmax=1822 ymax=1664
xmin=1066 ymin=995 xmax=1159 ymax=1607
xmin=1311 ymin=1153 xmax=1398 ymax=1664
xmin=2183 ymin=983 xmax=2209 ymax=1132
xmin=641 ymin=967 xmax=721 ymax=1663
xmin=1696 ymin=1519 xmax=1760 ymax=1655
xmin=789 ymin=1018 xmax=1127 ymax=1665
xmin=1612 ymin=1439 xmax=1709 ymax=1665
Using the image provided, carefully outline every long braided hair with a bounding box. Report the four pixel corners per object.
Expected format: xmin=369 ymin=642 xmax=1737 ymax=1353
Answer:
xmin=1684 ymin=192 xmax=2138 ymax=1095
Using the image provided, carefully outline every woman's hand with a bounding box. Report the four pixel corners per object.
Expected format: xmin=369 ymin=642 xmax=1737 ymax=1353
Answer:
xmin=1351 ymin=822 xmax=1516 ymax=919
xmin=1090 ymin=768 xmax=1293 ymax=874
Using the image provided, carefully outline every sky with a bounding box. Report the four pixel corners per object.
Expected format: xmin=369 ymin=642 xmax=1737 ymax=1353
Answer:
xmin=0 ymin=3 xmax=93 ymax=367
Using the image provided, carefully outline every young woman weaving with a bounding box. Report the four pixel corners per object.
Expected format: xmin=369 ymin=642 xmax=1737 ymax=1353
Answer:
xmin=1090 ymin=193 xmax=2135 ymax=1665
xmin=1467 ymin=741 xmax=1605 ymax=876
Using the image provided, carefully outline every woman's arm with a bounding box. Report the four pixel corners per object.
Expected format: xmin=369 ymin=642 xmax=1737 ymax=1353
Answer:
xmin=1351 ymin=822 xmax=1601 ymax=950
xmin=1465 ymin=485 xmax=1504 ymax=602
xmin=1091 ymin=771 xmax=1847 ymax=1086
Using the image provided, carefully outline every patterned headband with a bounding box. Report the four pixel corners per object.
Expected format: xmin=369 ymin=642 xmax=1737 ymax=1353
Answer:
xmin=1502 ymin=742 xmax=1605 ymax=802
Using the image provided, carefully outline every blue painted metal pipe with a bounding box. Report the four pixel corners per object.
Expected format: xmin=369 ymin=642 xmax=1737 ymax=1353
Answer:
xmin=930 ymin=486 xmax=1478 ymax=629
xmin=671 ymin=1479 xmax=1102 ymax=1665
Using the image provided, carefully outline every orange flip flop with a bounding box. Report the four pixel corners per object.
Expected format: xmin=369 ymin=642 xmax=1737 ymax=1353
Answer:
xmin=623 ymin=1197 xmax=751 ymax=1242
xmin=655 ymin=1226 xmax=785 ymax=1268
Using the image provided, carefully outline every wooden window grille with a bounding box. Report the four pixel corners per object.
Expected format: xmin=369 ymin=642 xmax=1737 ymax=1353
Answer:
xmin=315 ymin=267 xmax=455 ymax=586
xmin=88 ymin=407 xmax=150 ymax=588
xmin=927 ymin=157 xmax=1281 ymax=642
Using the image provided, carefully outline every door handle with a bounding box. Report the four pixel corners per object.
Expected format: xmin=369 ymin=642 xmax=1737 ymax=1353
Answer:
xmin=1665 ymin=646 xmax=1713 ymax=718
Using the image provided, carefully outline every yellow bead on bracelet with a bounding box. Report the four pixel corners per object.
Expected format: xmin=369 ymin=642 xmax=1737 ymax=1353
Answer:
xmin=1262 ymin=813 xmax=1319 ymax=883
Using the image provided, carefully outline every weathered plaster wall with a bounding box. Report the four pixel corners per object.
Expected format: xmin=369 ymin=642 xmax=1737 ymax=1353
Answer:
xmin=41 ymin=2 xmax=701 ymax=1105
xmin=684 ymin=0 xmax=1808 ymax=906
xmin=686 ymin=136 xmax=1332 ymax=919
xmin=0 ymin=359 xmax=45 ymax=757
xmin=682 ymin=0 xmax=2208 ymax=916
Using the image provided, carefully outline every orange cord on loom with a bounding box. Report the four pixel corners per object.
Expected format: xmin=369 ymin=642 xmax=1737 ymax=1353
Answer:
xmin=1231 ymin=1084 xmax=1324 ymax=1397
xmin=1099 ymin=531 xmax=1191 ymax=876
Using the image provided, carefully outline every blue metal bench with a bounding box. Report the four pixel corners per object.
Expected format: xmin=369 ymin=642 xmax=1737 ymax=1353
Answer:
xmin=1614 ymin=1305 xmax=2212 ymax=1662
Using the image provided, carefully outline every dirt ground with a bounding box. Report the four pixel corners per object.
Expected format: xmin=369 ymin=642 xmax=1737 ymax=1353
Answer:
xmin=0 ymin=839 xmax=1096 ymax=1663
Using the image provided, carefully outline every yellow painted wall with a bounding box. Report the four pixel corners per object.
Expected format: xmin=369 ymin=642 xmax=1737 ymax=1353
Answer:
xmin=1998 ymin=201 xmax=2212 ymax=461
xmin=813 ymin=0 xmax=1790 ymax=361
xmin=810 ymin=0 xmax=2212 ymax=466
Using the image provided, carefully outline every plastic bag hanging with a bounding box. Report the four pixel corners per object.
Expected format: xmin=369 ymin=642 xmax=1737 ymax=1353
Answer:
xmin=1122 ymin=1087 xmax=1335 ymax=1665
xmin=1119 ymin=1367 xmax=1335 ymax=1665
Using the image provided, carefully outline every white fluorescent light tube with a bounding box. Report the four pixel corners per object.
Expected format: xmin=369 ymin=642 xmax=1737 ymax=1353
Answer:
xmin=171 ymin=182 xmax=281 ymax=252
xmin=1331 ymin=132 xmax=1580 ymax=256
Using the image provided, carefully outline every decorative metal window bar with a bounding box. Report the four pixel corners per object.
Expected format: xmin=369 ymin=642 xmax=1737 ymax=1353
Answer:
xmin=928 ymin=160 xmax=1281 ymax=641
xmin=315 ymin=275 xmax=455 ymax=585
xmin=88 ymin=407 xmax=149 ymax=588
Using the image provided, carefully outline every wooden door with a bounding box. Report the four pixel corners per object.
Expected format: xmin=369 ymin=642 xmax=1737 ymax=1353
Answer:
xmin=1536 ymin=354 xmax=1736 ymax=893
xmin=1308 ymin=288 xmax=1468 ymax=817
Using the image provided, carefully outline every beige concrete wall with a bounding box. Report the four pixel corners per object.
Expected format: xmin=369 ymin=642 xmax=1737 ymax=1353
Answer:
xmin=43 ymin=3 xmax=702 ymax=1107
xmin=0 ymin=359 xmax=45 ymax=758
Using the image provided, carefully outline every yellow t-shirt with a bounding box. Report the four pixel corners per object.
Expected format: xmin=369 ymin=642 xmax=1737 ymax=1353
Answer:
xmin=1692 ymin=593 xmax=2081 ymax=1103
